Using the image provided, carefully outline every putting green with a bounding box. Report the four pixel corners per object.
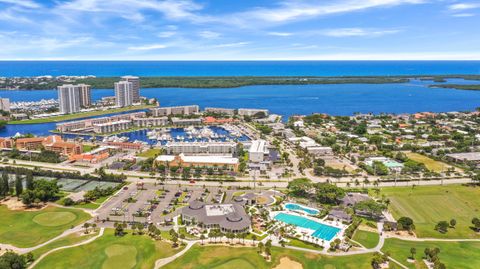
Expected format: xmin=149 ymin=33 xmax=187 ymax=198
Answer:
xmin=33 ymin=212 xmax=77 ymax=227
xmin=102 ymin=244 xmax=138 ymax=269
xmin=324 ymin=265 xmax=336 ymax=269
xmin=213 ymin=259 xmax=256 ymax=269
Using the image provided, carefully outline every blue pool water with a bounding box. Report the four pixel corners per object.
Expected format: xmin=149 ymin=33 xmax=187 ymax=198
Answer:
xmin=274 ymin=212 xmax=340 ymax=241
xmin=284 ymin=203 xmax=319 ymax=215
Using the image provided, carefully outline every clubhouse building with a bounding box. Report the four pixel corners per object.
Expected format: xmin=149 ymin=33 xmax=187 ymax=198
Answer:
xmin=181 ymin=200 xmax=251 ymax=233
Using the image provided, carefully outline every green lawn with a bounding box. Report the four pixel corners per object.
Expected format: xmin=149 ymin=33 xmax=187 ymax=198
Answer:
xmin=382 ymin=238 xmax=480 ymax=269
xmin=33 ymin=229 xmax=183 ymax=269
xmin=405 ymin=152 xmax=456 ymax=173
xmin=379 ymin=185 xmax=480 ymax=238
xmin=286 ymin=237 xmax=323 ymax=251
xmin=163 ymin=245 xmax=375 ymax=269
xmin=8 ymin=105 xmax=155 ymax=124
xmin=136 ymin=148 xmax=163 ymax=158
xmin=29 ymin=231 xmax=99 ymax=260
xmin=0 ymin=205 xmax=91 ymax=248
xmin=352 ymin=230 xmax=380 ymax=249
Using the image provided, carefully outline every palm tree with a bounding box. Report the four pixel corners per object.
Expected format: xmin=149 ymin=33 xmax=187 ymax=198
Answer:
xmin=200 ymin=234 xmax=205 ymax=245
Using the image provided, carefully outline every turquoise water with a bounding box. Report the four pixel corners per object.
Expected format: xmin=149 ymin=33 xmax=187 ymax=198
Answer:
xmin=284 ymin=203 xmax=319 ymax=215
xmin=274 ymin=212 xmax=340 ymax=241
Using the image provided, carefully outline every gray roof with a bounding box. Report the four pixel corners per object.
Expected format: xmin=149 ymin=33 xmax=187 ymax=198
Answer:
xmin=328 ymin=209 xmax=352 ymax=221
xmin=340 ymin=192 xmax=370 ymax=207
xmin=182 ymin=200 xmax=250 ymax=231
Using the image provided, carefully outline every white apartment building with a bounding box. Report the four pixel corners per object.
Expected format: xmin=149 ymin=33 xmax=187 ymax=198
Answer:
xmin=204 ymin=107 xmax=235 ymax=116
xmin=93 ymin=120 xmax=132 ymax=133
xmin=248 ymin=139 xmax=269 ymax=163
xmin=58 ymin=84 xmax=81 ymax=114
xmin=121 ymin=76 xmax=140 ymax=103
xmin=115 ymin=81 xmax=134 ymax=107
xmin=165 ymin=141 xmax=238 ymax=155
xmin=0 ymin=98 xmax=10 ymax=112
xmin=133 ymin=117 xmax=169 ymax=127
xmin=78 ymin=84 xmax=92 ymax=107
xmin=238 ymin=108 xmax=269 ymax=117
xmin=150 ymin=105 xmax=199 ymax=116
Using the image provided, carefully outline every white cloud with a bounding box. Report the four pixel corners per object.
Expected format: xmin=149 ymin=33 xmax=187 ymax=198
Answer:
xmin=268 ymin=32 xmax=293 ymax=36
xmin=212 ymin=42 xmax=249 ymax=48
xmin=452 ymin=12 xmax=475 ymax=17
xmin=0 ymin=0 xmax=40 ymax=9
xmin=448 ymin=3 xmax=480 ymax=10
xmin=322 ymin=28 xmax=401 ymax=37
xmin=198 ymin=30 xmax=221 ymax=39
xmin=128 ymin=44 xmax=167 ymax=50
xmin=229 ymin=0 xmax=426 ymax=27
xmin=158 ymin=31 xmax=176 ymax=38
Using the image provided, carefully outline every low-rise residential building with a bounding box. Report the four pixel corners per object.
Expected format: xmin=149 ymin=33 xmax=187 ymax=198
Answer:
xmin=165 ymin=141 xmax=237 ymax=155
xmin=204 ymin=107 xmax=235 ymax=116
xmin=15 ymin=135 xmax=82 ymax=156
xmin=93 ymin=120 xmax=132 ymax=134
xmin=171 ymin=117 xmax=202 ymax=126
xmin=0 ymin=138 xmax=13 ymax=149
xmin=150 ymin=105 xmax=199 ymax=116
xmin=237 ymin=108 xmax=269 ymax=117
xmin=155 ymin=153 xmax=239 ymax=171
xmin=133 ymin=117 xmax=168 ymax=127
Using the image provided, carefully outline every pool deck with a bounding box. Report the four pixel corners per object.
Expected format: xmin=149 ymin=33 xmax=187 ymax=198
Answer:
xmin=270 ymin=210 xmax=348 ymax=248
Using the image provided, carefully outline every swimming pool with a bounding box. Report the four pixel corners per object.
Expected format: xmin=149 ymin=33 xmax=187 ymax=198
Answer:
xmin=274 ymin=212 xmax=340 ymax=241
xmin=284 ymin=203 xmax=319 ymax=215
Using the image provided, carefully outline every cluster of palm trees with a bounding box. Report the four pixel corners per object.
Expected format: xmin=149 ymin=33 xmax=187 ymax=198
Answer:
xmin=204 ymin=229 xmax=250 ymax=245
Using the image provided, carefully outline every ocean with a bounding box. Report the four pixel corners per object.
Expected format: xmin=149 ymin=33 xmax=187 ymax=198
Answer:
xmin=0 ymin=61 xmax=479 ymax=77
xmin=0 ymin=61 xmax=479 ymax=137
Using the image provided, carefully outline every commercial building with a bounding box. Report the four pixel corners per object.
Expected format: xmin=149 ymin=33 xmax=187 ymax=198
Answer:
xmin=114 ymin=81 xmax=134 ymax=107
xmin=155 ymin=153 xmax=239 ymax=172
xmin=121 ymin=76 xmax=140 ymax=103
xmin=238 ymin=108 xmax=269 ymax=117
xmin=248 ymin=140 xmax=269 ymax=163
xmin=58 ymin=84 xmax=81 ymax=114
xmin=150 ymin=105 xmax=199 ymax=116
xmin=181 ymin=200 xmax=251 ymax=233
xmin=446 ymin=152 xmax=480 ymax=163
xmin=165 ymin=141 xmax=237 ymax=155
xmin=204 ymin=107 xmax=235 ymax=116
xmin=0 ymin=98 xmax=10 ymax=112
xmin=78 ymin=84 xmax=92 ymax=107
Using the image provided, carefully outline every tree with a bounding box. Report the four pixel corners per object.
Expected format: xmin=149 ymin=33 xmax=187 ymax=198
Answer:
xmin=397 ymin=216 xmax=415 ymax=231
xmin=258 ymin=242 xmax=264 ymax=254
xmin=471 ymin=217 xmax=480 ymax=231
xmin=1 ymin=171 xmax=9 ymax=197
xmin=410 ymin=247 xmax=416 ymax=259
xmin=83 ymin=223 xmax=90 ymax=234
xmin=200 ymin=234 xmax=205 ymax=245
xmin=287 ymin=178 xmax=312 ymax=197
xmin=26 ymin=172 xmax=34 ymax=190
xmin=450 ymin=219 xmax=456 ymax=228
xmin=15 ymin=174 xmax=23 ymax=197
xmin=314 ymin=183 xmax=345 ymax=204
xmin=435 ymin=221 xmax=449 ymax=233
xmin=0 ymin=251 xmax=26 ymax=269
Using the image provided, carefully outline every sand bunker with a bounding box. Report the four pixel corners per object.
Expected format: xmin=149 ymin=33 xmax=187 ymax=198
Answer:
xmin=273 ymin=257 xmax=303 ymax=269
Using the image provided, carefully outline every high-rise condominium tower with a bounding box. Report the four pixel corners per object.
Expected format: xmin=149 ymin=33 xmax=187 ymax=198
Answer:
xmin=121 ymin=76 xmax=140 ymax=103
xmin=114 ymin=81 xmax=134 ymax=107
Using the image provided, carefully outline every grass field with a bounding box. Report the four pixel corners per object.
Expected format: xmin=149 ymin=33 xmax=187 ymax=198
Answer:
xmin=405 ymin=152 xmax=455 ymax=173
xmin=136 ymin=148 xmax=163 ymax=158
xmin=33 ymin=229 xmax=183 ymax=269
xmin=379 ymin=185 xmax=480 ymax=238
xmin=29 ymin=231 xmax=99 ymax=260
xmin=382 ymin=238 xmax=480 ymax=269
xmin=352 ymin=230 xmax=380 ymax=249
xmin=0 ymin=205 xmax=91 ymax=248
xmin=162 ymin=245 xmax=375 ymax=269
xmin=8 ymin=104 xmax=155 ymax=124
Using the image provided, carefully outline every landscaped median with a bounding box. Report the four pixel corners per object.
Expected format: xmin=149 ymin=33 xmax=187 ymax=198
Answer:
xmin=8 ymin=104 xmax=156 ymax=124
xmin=0 ymin=205 xmax=91 ymax=248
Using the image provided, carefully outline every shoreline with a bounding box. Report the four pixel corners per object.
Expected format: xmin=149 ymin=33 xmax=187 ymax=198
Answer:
xmin=1 ymin=74 xmax=480 ymax=91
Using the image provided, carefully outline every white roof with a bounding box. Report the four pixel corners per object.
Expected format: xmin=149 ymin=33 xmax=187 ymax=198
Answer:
xmin=249 ymin=140 xmax=267 ymax=153
xmin=155 ymin=154 xmax=239 ymax=164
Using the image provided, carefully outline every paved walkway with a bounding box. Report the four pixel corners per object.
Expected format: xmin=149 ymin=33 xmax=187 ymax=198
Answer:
xmin=154 ymin=241 xmax=195 ymax=269
xmin=28 ymin=228 xmax=105 ymax=269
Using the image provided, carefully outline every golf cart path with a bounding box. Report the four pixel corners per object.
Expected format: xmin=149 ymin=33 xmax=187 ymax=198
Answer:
xmin=27 ymin=227 xmax=105 ymax=269
xmin=154 ymin=241 xmax=195 ymax=269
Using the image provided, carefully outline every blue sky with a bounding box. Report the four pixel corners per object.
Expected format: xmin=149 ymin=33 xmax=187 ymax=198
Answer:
xmin=0 ymin=0 xmax=479 ymax=60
